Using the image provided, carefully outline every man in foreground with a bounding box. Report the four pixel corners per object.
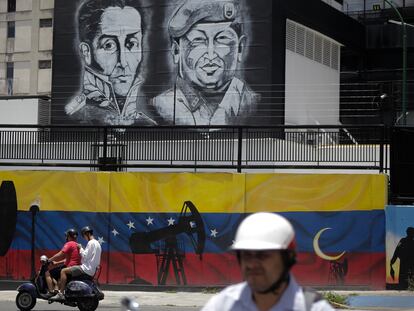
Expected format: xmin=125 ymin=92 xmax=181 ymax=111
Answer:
xmin=201 ymin=212 xmax=334 ymax=311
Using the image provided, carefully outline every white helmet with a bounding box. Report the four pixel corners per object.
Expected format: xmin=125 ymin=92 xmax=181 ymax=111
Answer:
xmin=232 ymin=212 xmax=295 ymax=251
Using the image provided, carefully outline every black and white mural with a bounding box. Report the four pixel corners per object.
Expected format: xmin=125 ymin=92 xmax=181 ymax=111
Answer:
xmin=51 ymin=0 xmax=273 ymax=126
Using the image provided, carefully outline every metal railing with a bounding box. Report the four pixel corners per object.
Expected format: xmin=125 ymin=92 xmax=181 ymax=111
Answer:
xmin=0 ymin=125 xmax=388 ymax=172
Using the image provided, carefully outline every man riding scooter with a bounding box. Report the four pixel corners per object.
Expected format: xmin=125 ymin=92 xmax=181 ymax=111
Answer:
xmin=50 ymin=226 xmax=102 ymax=301
xmin=46 ymin=228 xmax=81 ymax=297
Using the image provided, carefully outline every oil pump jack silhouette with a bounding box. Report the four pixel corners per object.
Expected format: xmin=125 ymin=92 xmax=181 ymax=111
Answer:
xmin=129 ymin=201 xmax=205 ymax=285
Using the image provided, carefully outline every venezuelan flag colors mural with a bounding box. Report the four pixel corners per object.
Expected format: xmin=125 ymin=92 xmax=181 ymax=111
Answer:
xmin=0 ymin=172 xmax=387 ymax=288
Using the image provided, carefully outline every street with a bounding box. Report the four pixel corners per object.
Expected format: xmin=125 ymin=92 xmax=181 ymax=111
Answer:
xmin=0 ymin=290 xmax=206 ymax=311
xmin=1 ymin=300 xmax=200 ymax=310
xmin=3 ymin=289 xmax=414 ymax=311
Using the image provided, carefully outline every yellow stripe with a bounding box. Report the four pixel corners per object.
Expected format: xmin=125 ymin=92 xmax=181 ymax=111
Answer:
xmin=245 ymin=173 xmax=387 ymax=212
xmin=109 ymin=172 xmax=246 ymax=213
xmin=0 ymin=171 xmax=386 ymax=213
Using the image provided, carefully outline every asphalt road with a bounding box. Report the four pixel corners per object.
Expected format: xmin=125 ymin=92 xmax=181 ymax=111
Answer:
xmin=3 ymin=300 xmax=200 ymax=311
xmin=2 ymin=290 xmax=205 ymax=311
xmin=4 ymin=289 xmax=414 ymax=311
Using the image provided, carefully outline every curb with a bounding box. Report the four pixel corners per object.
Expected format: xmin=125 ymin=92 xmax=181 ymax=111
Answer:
xmin=0 ymin=279 xmax=224 ymax=293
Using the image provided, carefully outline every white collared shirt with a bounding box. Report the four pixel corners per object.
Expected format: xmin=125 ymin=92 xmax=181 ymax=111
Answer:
xmin=79 ymin=238 xmax=102 ymax=276
xmin=201 ymin=275 xmax=335 ymax=311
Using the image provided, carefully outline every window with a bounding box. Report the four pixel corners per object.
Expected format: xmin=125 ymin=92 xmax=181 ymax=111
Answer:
xmin=39 ymin=18 xmax=53 ymax=28
xmin=7 ymin=0 xmax=16 ymax=12
xmin=38 ymin=60 xmax=52 ymax=69
xmin=6 ymin=62 xmax=14 ymax=95
xmin=7 ymin=21 xmax=15 ymax=38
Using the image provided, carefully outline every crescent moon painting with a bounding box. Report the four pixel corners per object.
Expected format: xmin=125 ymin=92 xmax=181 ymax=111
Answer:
xmin=313 ymin=228 xmax=346 ymax=261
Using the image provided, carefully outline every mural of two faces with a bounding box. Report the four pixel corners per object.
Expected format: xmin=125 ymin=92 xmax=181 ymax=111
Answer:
xmin=51 ymin=0 xmax=273 ymax=126
xmin=0 ymin=172 xmax=386 ymax=288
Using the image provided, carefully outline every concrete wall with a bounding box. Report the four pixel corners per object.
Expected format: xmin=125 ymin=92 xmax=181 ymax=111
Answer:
xmin=0 ymin=98 xmax=39 ymax=124
xmin=0 ymin=0 xmax=53 ymax=96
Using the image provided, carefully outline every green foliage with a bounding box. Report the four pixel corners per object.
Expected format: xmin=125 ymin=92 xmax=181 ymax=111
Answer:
xmin=322 ymin=291 xmax=348 ymax=306
xmin=202 ymin=287 xmax=221 ymax=294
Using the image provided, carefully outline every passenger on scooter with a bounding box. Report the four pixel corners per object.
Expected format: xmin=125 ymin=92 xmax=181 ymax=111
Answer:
xmin=50 ymin=226 xmax=102 ymax=301
xmin=45 ymin=228 xmax=81 ymax=296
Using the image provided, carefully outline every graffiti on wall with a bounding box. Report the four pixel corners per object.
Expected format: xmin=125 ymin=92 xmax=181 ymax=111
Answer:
xmin=0 ymin=172 xmax=386 ymax=288
xmin=386 ymin=205 xmax=414 ymax=290
xmin=52 ymin=0 xmax=271 ymax=126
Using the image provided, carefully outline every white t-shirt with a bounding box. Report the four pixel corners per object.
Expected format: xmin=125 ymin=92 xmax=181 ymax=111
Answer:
xmin=79 ymin=238 xmax=102 ymax=276
xmin=201 ymin=275 xmax=335 ymax=311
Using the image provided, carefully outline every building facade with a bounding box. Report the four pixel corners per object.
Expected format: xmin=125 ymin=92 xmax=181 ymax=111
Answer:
xmin=0 ymin=0 xmax=53 ymax=96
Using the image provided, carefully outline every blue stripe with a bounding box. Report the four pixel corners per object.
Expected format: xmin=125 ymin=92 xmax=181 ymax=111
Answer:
xmin=11 ymin=210 xmax=384 ymax=253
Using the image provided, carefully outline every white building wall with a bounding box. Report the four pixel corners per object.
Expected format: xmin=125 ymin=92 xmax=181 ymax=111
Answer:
xmin=14 ymin=61 xmax=31 ymax=94
xmin=39 ymin=26 xmax=53 ymax=51
xmin=17 ymin=0 xmax=33 ymax=12
xmin=0 ymin=64 xmax=5 ymax=93
xmin=15 ymin=20 xmax=32 ymax=52
xmin=0 ymin=1 xmax=7 ymax=12
xmin=0 ymin=0 xmax=53 ymax=98
xmin=0 ymin=22 xmax=6 ymax=53
xmin=285 ymin=19 xmax=341 ymax=126
xmin=38 ymin=68 xmax=52 ymax=93
xmin=0 ymin=99 xmax=39 ymax=124
xmin=40 ymin=0 xmax=54 ymax=10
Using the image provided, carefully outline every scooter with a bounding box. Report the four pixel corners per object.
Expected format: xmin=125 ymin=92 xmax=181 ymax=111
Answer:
xmin=16 ymin=255 xmax=104 ymax=311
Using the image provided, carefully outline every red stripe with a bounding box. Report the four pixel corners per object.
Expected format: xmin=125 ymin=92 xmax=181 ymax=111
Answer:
xmin=293 ymin=252 xmax=385 ymax=289
xmin=0 ymin=250 xmax=384 ymax=288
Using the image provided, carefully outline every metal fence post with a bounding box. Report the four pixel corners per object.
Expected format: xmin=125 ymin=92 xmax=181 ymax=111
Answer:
xmin=237 ymin=127 xmax=243 ymax=173
xmin=379 ymin=126 xmax=385 ymax=173
xmin=103 ymin=127 xmax=108 ymax=171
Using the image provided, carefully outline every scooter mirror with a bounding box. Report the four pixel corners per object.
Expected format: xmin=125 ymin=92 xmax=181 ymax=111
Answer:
xmin=121 ymin=297 xmax=139 ymax=311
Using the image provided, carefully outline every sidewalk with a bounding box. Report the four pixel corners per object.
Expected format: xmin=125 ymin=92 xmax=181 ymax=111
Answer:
xmin=2 ymin=280 xmax=414 ymax=310
xmin=0 ymin=290 xmax=214 ymax=307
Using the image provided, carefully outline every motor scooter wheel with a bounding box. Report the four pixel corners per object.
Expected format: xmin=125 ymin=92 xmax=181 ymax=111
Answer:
xmin=77 ymin=298 xmax=99 ymax=311
xmin=16 ymin=291 xmax=36 ymax=311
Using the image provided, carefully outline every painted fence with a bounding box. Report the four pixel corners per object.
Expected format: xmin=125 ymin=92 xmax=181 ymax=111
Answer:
xmin=0 ymin=171 xmax=387 ymax=288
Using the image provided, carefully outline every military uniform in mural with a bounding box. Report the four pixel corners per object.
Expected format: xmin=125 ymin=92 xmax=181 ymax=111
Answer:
xmin=64 ymin=0 xmax=156 ymax=126
xmin=153 ymin=77 xmax=259 ymax=125
xmin=65 ymin=68 xmax=155 ymax=126
xmin=153 ymin=0 xmax=259 ymax=126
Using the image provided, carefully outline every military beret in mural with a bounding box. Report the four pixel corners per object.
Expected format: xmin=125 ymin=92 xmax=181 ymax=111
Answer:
xmin=169 ymin=0 xmax=240 ymax=38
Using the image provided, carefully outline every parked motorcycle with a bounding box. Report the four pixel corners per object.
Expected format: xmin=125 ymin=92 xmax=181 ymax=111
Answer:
xmin=16 ymin=255 xmax=104 ymax=311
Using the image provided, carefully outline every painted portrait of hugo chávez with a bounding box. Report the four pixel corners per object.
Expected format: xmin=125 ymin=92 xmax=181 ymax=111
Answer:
xmin=152 ymin=0 xmax=260 ymax=126
xmin=64 ymin=0 xmax=157 ymax=126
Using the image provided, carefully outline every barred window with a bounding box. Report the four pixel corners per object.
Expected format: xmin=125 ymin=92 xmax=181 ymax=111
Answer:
xmin=39 ymin=18 xmax=53 ymax=28
xmin=8 ymin=0 xmax=16 ymax=12
xmin=7 ymin=21 xmax=15 ymax=38
xmin=39 ymin=60 xmax=52 ymax=69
